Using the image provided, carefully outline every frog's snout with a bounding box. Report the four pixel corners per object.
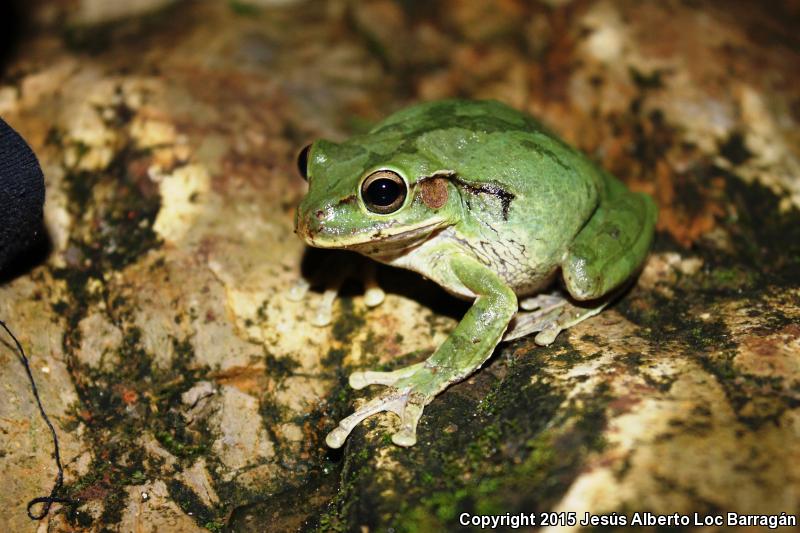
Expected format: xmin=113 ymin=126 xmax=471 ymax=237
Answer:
xmin=294 ymin=211 xmax=313 ymax=242
xmin=294 ymin=204 xmax=325 ymax=245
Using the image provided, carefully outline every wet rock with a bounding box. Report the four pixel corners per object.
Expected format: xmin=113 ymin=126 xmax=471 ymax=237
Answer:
xmin=118 ymin=480 xmax=203 ymax=533
xmin=177 ymin=459 xmax=219 ymax=508
xmin=0 ymin=279 xmax=86 ymax=532
xmin=180 ymin=381 xmax=217 ymax=409
xmin=208 ymin=386 xmax=275 ymax=475
xmin=139 ymin=434 xmax=179 ymax=472
xmin=76 ymin=312 xmax=123 ymax=369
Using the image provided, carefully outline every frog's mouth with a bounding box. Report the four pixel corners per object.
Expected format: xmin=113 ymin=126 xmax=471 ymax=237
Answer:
xmin=304 ymin=219 xmax=448 ymax=254
xmin=348 ymin=220 xmax=448 ymax=255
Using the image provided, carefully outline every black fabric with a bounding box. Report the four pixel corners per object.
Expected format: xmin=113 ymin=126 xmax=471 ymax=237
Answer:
xmin=0 ymin=117 xmax=45 ymax=271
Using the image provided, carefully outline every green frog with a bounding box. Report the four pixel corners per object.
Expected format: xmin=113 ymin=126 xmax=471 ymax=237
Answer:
xmin=294 ymin=100 xmax=656 ymax=448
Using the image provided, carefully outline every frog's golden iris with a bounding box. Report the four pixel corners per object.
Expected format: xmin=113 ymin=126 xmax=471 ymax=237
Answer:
xmin=359 ymin=170 xmax=407 ymax=214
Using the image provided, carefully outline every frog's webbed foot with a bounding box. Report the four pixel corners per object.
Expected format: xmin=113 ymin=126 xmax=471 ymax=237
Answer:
xmin=504 ymin=292 xmax=607 ymax=345
xmin=287 ymin=255 xmax=385 ymax=326
xmin=326 ymin=363 xmax=432 ymax=448
xmin=518 ymin=291 xmax=565 ymax=312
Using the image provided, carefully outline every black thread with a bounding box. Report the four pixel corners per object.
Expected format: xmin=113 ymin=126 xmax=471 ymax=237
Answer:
xmin=0 ymin=320 xmax=78 ymax=520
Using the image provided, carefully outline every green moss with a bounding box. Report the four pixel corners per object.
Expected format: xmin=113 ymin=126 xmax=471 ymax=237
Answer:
xmin=228 ymin=0 xmax=261 ymax=16
xmin=330 ymin=298 xmax=365 ymax=343
xmin=553 ymin=345 xmax=593 ymax=365
xmin=100 ymin=489 xmax=127 ymax=526
xmin=322 ymin=347 xmax=347 ymax=368
xmin=629 ymin=67 xmax=665 ymax=90
xmin=699 ymin=265 xmax=758 ymax=292
xmin=613 ymin=174 xmax=800 ymax=436
xmin=316 ymin=445 xmax=376 ymax=532
xmin=155 ymin=428 xmax=208 ymax=460
xmin=61 ymin=328 xmax=221 ymax=526
xmin=263 ymin=350 xmax=300 ymax=380
xmin=52 ymin=140 xmax=163 ymax=358
xmin=358 ymin=330 xmax=380 ymax=362
xmin=66 ymin=507 xmax=94 ymax=528
xmin=722 ymin=173 xmax=800 ymax=286
xmin=256 ymin=300 xmax=269 ymax=321
xmin=61 ymin=323 xmax=217 ymax=527
xmin=51 ymin=121 xmax=236 ymax=526
xmin=63 ymin=145 xmax=162 ymax=272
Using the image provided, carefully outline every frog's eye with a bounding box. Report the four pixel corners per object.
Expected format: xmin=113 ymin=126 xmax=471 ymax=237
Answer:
xmin=361 ymin=170 xmax=407 ymax=214
xmin=297 ymin=144 xmax=311 ymax=181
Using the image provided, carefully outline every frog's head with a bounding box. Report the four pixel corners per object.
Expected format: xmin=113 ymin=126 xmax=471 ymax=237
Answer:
xmin=294 ymin=138 xmax=458 ymax=256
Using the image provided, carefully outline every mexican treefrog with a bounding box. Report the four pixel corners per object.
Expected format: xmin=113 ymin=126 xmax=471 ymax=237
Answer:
xmin=294 ymin=100 xmax=657 ymax=448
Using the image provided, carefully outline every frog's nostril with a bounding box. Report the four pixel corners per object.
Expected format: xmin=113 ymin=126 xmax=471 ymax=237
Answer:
xmin=315 ymin=210 xmax=324 ymax=220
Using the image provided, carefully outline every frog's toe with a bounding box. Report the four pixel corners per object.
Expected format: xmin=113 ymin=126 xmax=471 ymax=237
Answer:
xmin=363 ymin=286 xmax=385 ymax=307
xmin=325 ymin=390 xmax=408 ymax=449
xmin=391 ymin=399 xmax=423 ymax=447
xmin=286 ymin=278 xmax=311 ymax=302
xmin=349 ymin=362 xmax=425 ymax=390
xmin=510 ymin=299 xmax=608 ymax=346
xmin=311 ymin=286 xmax=338 ymax=327
xmin=362 ymin=261 xmax=385 ymax=307
xmin=504 ymin=293 xmax=608 ymax=343
xmin=534 ymin=325 xmax=561 ymax=346
xmin=329 ymin=363 xmax=444 ymax=448
xmin=325 ymin=387 xmax=428 ymax=448
xmin=503 ymin=304 xmax=564 ymax=342
xmin=519 ymin=291 xmax=563 ymax=311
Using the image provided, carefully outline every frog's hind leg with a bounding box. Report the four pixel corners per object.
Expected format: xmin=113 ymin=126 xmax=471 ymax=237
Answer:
xmin=503 ymin=293 xmax=608 ymax=345
xmin=504 ymin=187 xmax=656 ymax=345
xmin=561 ymin=188 xmax=657 ymax=301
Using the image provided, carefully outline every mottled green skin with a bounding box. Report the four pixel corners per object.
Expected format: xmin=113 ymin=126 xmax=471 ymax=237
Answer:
xmin=295 ymin=99 xmax=657 ymax=448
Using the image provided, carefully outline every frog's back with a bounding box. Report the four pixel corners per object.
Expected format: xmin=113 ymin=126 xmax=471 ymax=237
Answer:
xmin=372 ymin=100 xmax=614 ymax=296
xmin=371 ymin=99 xmax=549 ymax=139
xmin=372 ymin=100 xmax=607 ymax=197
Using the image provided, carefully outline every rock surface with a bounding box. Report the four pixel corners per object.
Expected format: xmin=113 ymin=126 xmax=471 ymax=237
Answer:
xmin=0 ymin=0 xmax=798 ymax=531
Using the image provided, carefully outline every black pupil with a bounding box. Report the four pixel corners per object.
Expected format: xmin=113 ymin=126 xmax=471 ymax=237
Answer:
xmin=366 ymin=179 xmax=400 ymax=206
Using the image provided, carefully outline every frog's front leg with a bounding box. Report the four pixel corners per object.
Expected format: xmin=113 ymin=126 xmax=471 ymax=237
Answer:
xmin=326 ymin=255 xmax=517 ymax=448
